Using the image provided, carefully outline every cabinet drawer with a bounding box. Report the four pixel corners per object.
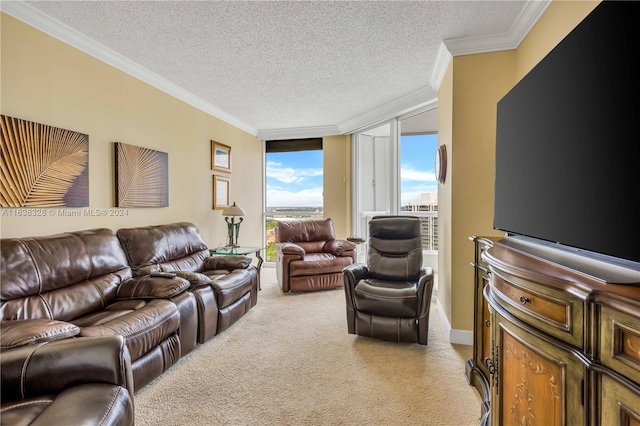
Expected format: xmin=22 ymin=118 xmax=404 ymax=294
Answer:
xmin=490 ymin=269 xmax=584 ymax=348
xmin=600 ymin=306 xmax=640 ymax=386
xmin=599 ymin=373 xmax=640 ymax=426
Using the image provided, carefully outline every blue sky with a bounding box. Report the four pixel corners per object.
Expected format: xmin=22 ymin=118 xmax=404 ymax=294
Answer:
xmin=266 ymin=134 xmax=438 ymax=207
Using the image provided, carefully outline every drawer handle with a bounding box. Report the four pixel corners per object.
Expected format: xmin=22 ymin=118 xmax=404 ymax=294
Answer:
xmin=519 ymin=296 xmax=531 ymax=305
xmin=484 ymin=320 xmax=491 ymax=328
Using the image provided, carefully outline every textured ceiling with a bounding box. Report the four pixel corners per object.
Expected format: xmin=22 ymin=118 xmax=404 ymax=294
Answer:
xmin=15 ymin=1 xmax=542 ymax=138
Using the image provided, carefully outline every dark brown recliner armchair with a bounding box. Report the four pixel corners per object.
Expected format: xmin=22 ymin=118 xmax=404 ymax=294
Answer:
xmin=1 ymin=333 xmax=135 ymax=425
xmin=276 ymin=218 xmax=356 ymax=293
xmin=343 ymin=216 xmax=435 ymax=345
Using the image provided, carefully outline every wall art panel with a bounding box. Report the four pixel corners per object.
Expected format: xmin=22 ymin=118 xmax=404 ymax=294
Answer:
xmin=0 ymin=115 xmax=89 ymax=207
xmin=114 ymin=142 xmax=168 ymax=207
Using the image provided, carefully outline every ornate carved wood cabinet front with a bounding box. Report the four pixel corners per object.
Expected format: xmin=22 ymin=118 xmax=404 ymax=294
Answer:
xmin=489 ymin=310 xmax=586 ymax=425
xmin=474 ymin=237 xmax=640 ymax=426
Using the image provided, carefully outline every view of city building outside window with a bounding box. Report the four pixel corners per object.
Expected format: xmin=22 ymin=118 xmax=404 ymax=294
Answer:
xmin=265 ymin=150 xmax=323 ymax=261
xmin=400 ymin=134 xmax=439 ymax=252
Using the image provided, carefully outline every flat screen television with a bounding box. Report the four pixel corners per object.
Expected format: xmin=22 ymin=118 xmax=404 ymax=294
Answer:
xmin=494 ymin=1 xmax=640 ymax=271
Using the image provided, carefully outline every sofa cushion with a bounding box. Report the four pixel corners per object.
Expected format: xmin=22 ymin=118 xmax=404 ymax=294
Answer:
xmin=73 ymin=299 xmax=180 ymax=360
xmin=0 ymin=319 xmax=80 ymax=350
xmin=289 ymin=254 xmax=353 ymax=277
xmin=204 ymin=269 xmax=255 ymax=309
xmin=354 ymin=279 xmax=419 ymax=318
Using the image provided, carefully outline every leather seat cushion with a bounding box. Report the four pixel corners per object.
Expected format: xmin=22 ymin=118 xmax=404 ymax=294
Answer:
xmin=354 ymin=279 xmax=418 ymax=318
xmin=289 ymin=253 xmax=352 ymax=277
xmin=204 ymin=269 xmax=254 ymax=309
xmin=0 ymin=396 xmax=51 ymax=425
xmin=72 ymin=299 xmax=180 ymax=361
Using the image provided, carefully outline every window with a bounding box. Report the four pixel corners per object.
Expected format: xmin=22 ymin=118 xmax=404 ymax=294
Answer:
xmin=265 ymin=139 xmax=323 ymax=262
xmin=400 ymin=133 xmax=438 ymax=251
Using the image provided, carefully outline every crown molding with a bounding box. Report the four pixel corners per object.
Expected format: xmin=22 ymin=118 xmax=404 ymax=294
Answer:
xmin=429 ymin=0 xmax=550 ymax=93
xmin=256 ymin=125 xmax=341 ymax=141
xmin=443 ymin=0 xmax=551 ymax=57
xmin=430 ymin=42 xmax=452 ymax=93
xmin=338 ymin=85 xmax=438 ymax=135
xmin=1 ymin=0 xmax=258 ymax=137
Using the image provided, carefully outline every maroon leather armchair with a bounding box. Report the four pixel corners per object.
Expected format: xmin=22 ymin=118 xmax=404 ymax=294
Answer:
xmin=275 ymin=218 xmax=356 ymax=292
xmin=1 ymin=333 xmax=135 ymax=425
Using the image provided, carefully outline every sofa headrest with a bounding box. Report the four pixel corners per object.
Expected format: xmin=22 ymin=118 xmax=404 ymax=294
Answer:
xmin=0 ymin=228 xmax=129 ymax=302
xmin=276 ymin=218 xmax=335 ymax=243
xmin=116 ymin=222 xmax=208 ymax=271
xmin=367 ymin=216 xmax=423 ymax=281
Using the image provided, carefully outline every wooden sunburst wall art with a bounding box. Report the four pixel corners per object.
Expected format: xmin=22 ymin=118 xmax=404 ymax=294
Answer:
xmin=0 ymin=114 xmax=89 ymax=207
xmin=114 ymin=142 xmax=168 ymax=207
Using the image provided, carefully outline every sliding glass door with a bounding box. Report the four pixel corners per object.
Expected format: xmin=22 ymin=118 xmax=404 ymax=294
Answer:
xmin=352 ymin=108 xmax=438 ymax=267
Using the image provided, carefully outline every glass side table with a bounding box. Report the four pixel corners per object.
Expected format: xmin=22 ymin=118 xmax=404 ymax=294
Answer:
xmin=209 ymin=246 xmax=265 ymax=290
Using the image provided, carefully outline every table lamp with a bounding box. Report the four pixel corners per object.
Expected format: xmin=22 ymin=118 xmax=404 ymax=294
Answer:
xmin=222 ymin=202 xmax=245 ymax=247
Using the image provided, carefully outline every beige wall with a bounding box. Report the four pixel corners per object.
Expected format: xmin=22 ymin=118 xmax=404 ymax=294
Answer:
xmin=0 ymin=13 xmax=264 ymax=247
xmin=516 ymin=1 xmax=600 ymax=80
xmin=323 ymin=135 xmax=351 ymax=239
xmin=437 ymin=64 xmax=454 ymax=322
xmin=439 ymin=0 xmax=600 ymax=333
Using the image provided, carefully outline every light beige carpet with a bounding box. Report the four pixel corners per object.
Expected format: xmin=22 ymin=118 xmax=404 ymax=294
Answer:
xmin=135 ymin=268 xmax=481 ymax=426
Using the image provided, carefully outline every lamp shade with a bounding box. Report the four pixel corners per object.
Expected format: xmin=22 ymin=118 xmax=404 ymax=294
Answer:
xmin=222 ymin=202 xmax=245 ymax=217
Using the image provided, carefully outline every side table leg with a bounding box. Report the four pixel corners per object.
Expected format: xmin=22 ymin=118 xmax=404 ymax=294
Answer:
xmin=255 ymin=250 xmax=263 ymax=290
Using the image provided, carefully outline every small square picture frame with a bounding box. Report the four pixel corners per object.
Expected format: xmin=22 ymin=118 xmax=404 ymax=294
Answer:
xmin=213 ymin=175 xmax=230 ymax=210
xmin=211 ymin=140 xmax=231 ymax=173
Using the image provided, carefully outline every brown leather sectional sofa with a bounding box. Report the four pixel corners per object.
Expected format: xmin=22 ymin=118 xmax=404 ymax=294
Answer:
xmin=116 ymin=222 xmax=259 ymax=343
xmin=0 ymin=222 xmax=259 ymax=424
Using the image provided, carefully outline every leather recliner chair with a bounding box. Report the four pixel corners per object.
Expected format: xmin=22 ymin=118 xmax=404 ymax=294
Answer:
xmin=1 ymin=333 xmax=135 ymax=425
xmin=116 ymin=222 xmax=259 ymax=344
xmin=342 ymin=215 xmax=435 ymax=345
xmin=275 ymin=218 xmax=356 ymax=293
xmin=0 ymin=228 xmax=198 ymax=391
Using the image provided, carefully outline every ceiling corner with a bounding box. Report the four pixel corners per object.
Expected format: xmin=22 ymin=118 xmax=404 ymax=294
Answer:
xmin=443 ymin=0 xmax=552 ymax=56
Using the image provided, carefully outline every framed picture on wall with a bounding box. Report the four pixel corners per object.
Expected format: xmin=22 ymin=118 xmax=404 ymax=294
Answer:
xmin=211 ymin=140 xmax=231 ymax=173
xmin=213 ymin=175 xmax=230 ymax=209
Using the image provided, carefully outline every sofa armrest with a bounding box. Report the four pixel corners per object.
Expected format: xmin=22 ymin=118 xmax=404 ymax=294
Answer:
xmin=1 ymin=335 xmax=134 ymax=402
xmin=342 ymin=263 xmax=369 ymax=310
xmin=203 ymin=255 xmax=251 ymax=271
xmin=117 ymin=275 xmax=190 ymax=299
xmin=342 ymin=263 xmax=369 ymax=287
xmin=23 ymin=383 xmax=134 ymax=426
xmin=324 ymin=239 xmax=357 ymax=256
xmin=0 ymin=319 xmax=80 ymax=350
xmin=276 ymin=242 xmax=305 ymax=257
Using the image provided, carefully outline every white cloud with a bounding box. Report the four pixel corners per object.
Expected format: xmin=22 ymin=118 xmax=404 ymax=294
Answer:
xmin=266 ymin=186 xmax=323 ymax=207
xmin=266 ymin=160 xmax=322 ymax=184
xmin=401 ymin=165 xmax=435 ymax=181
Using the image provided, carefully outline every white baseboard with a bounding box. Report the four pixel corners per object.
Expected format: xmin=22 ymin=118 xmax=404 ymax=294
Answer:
xmin=436 ymin=299 xmax=473 ymax=346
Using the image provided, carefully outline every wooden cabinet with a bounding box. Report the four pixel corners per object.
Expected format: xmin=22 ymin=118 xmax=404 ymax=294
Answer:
xmin=597 ymin=372 xmax=640 ymax=426
xmin=470 ymin=235 xmax=640 ymax=425
xmin=466 ymin=236 xmax=495 ymax=425
xmin=487 ymin=299 xmax=587 ymax=425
